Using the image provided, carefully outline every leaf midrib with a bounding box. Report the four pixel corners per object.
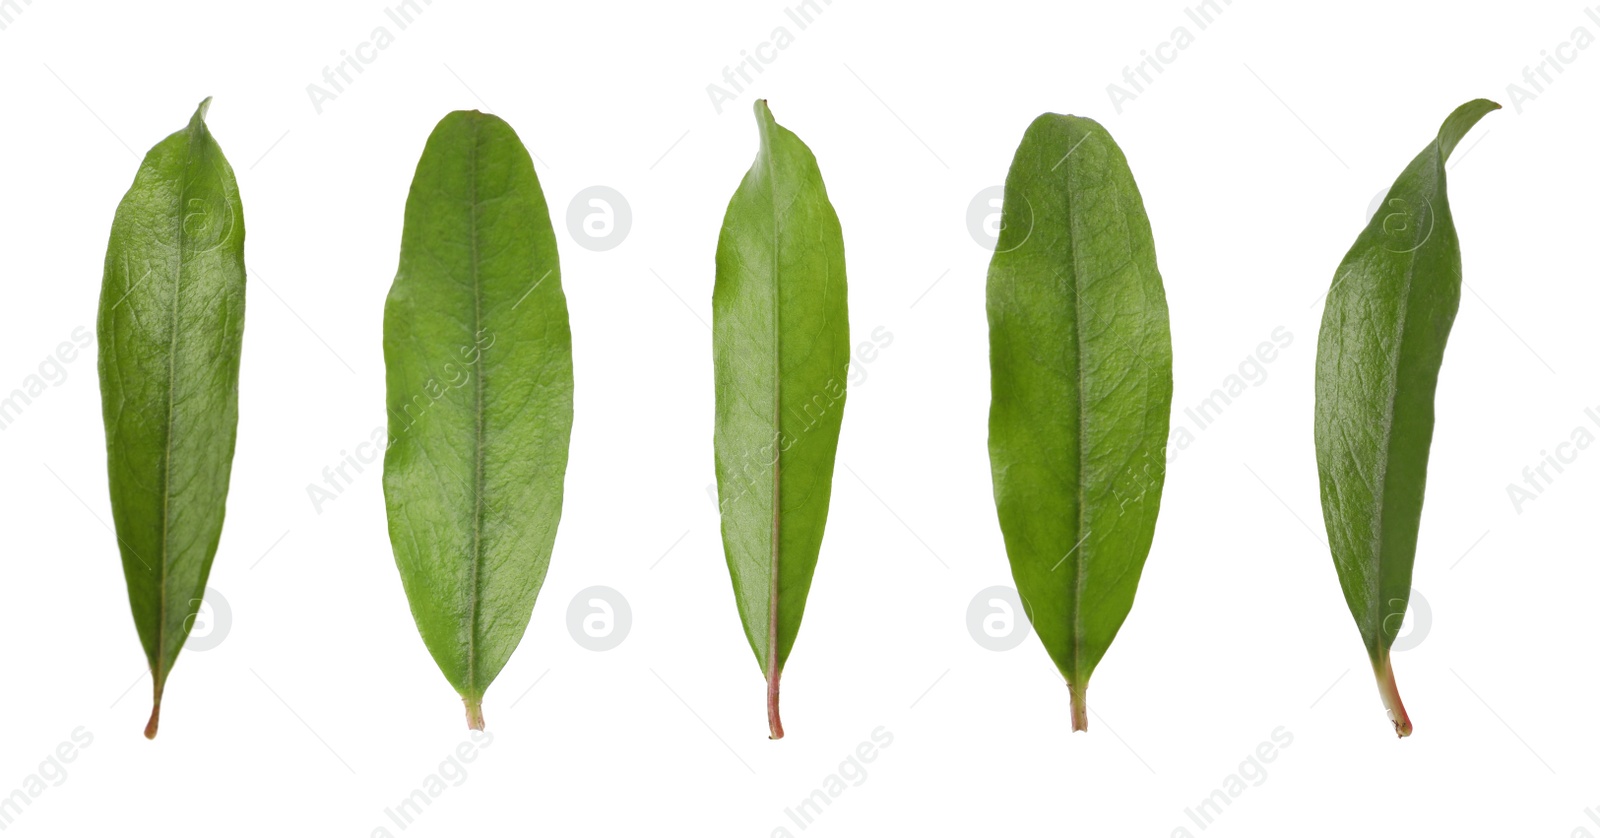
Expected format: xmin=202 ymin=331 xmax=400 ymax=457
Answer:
xmin=466 ymin=118 xmax=487 ymax=695
xmin=1364 ymin=151 xmax=1445 ymax=646
xmin=1060 ymin=122 xmax=1090 ymax=682
xmin=760 ymin=112 xmax=783 ymax=678
xmin=154 ymin=122 xmax=203 ymax=686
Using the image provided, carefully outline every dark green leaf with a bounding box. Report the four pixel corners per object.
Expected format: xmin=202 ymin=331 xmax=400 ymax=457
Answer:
xmin=987 ymin=113 xmax=1172 ymax=731
xmin=97 ymin=98 xmax=246 ymax=739
xmin=1314 ymin=98 xmax=1499 ymax=737
xmin=713 ymin=100 xmax=849 ymax=739
xmin=383 ymin=111 xmax=574 ymax=730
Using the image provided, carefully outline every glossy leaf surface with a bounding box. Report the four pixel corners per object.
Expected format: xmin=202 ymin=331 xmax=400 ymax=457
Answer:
xmin=383 ymin=111 xmax=573 ymax=730
xmin=1314 ymin=99 xmax=1499 ymax=737
xmin=713 ymin=101 xmax=849 ymax=739
xmin=987 ymin=113 xmax=1172 ymax=731
xmin=97 ymin=98 xmax=246 ymax=739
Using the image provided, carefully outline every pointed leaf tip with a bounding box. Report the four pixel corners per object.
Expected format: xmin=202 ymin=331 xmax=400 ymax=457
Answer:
xmin=714 ymin=100 xmax=847 ymax=737
xmin=101 ymin=93 xmax=244 ymax=742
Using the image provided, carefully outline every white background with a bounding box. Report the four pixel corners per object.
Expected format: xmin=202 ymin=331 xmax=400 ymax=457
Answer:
xmin=0 ymin=0 xmax=1594 ymax=835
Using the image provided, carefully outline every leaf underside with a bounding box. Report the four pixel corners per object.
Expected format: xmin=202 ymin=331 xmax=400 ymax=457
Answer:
xmin=713 ymin=100 xmax=849 ymax=739
xmin=98 ymin=98 xmax=246 ymax=739
xmin=382 ymin=110 xmax=574 ymax=730
xmin=1313 ymin=98 xmax=1499 ymax=737
xmin=986 ymin=113 xmax=1172 ymax=732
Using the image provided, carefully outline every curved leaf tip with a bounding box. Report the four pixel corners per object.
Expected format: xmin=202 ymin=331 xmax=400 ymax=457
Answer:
xmin=1313 ymin=98 xmax=1498 ymax=737
xmin=1435 ymin=99 xmax=1499 ymax=160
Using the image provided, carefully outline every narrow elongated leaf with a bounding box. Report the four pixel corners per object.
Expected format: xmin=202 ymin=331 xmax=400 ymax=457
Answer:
xmin=97 ymin=98 xmax=246 ymax=739
xmin=713 ymin=100 xmax=848 ymax=739
xmin=383 ymin=111 xmax=573 ymax=730
xmin=987 ymin=113 xmax=1172 ymax=732
xmin=1314 ymin=99 xmax=1498 ymax=737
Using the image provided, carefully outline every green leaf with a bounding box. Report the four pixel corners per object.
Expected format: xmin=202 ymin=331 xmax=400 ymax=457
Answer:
xmin=97 ymin=98 xmax=246 ymax=739
xmin=383 ymin=111 xmax=573 ymax=730
xmin=1314 ymin=98 xmax=1499 ymax=737
xmin=713 ymin=100 xmax=849 ymax=739
xmin=986 ymin=113 xmax=1172 ymax=732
